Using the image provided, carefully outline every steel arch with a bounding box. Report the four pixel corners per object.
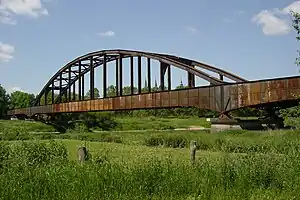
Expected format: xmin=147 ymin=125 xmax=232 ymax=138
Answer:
xmin=34 ymin=49 xmax=247 ymax=106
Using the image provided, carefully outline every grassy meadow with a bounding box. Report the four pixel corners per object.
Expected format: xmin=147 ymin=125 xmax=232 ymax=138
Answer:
xmin=1 ymin=118 xmax=300 ymax=199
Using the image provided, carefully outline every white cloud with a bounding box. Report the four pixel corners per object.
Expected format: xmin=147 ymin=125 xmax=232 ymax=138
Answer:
xmin=185 ymin=26 xmax=199 ymax=34
xmin=252 ymin=1 xmax=300 ymax=36
xmin=7 ymin=86 xmax=26 ymax=94
xmin=0 ymin=42 xmax=15 ymax=62
xmin=0 ymin=9 xmax=16 ymax=25
xmin=97 ymin=31 xmax=116 ymax=37
xmin=252 ymin=10 xmax=291 ymax=35
xmin=283 ymin=1 xmax=300 ymax=14
xmin=0 ymin=0 xmax=49 ymax=25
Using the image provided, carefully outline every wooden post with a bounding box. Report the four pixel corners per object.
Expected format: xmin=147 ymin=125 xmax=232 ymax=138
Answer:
xmin=190 ymin=141 xmax=197 ymax=165
xmin=77 ymin=146 xmax=88 ymax=163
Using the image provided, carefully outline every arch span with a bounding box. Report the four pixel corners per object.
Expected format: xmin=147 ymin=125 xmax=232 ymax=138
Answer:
xmin=34 ymin=49 xmax=247 ymax=106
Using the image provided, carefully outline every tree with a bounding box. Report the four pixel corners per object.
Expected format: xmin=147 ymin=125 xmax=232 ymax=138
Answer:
xmin=85 ymin=88 xmax=100 ymax=99
xmin=279 ymin=11 xmax=300 ymax=128
xmin=107 ymin=85 xmax=116 ymax=97
xmin=0 ymin=85 xmax=9 ymax=117
xmin=292 ymin=11 xmax=300 ymax=66
xmin=10 ymin=91 xmax=35 ymax=109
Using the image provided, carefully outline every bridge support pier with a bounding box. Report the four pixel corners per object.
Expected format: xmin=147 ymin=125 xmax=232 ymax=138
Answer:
xmin=211 ymin=107 xmax=285 ymax=132
xmin=210 ymin=118 xmax=284 ymax=133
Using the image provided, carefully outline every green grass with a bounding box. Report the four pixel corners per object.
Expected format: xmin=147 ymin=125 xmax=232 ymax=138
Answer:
xmin=0 ymin=117 xmax=210 ymax=133
xmin=61 ymin=139 xmax=226 ymax=163
xmin=112 ymin=116 xmax=211 ymax=130
xmin=2 ymin=118 xmax=300 ymax=199
xmin=46 ymin=129 xmax=300 ymax=155
xmin=1 ymin=139 xmax=300 ymax=199
xmin=0 ymin=120 xmax=56 ymax=133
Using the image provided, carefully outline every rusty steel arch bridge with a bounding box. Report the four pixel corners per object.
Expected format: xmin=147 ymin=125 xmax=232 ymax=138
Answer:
xmin=7 ymin=49 xmax=300 ymax=119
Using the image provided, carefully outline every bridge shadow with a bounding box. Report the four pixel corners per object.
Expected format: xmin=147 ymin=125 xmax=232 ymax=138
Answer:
xmin=211 ymin=118 xmax=286 ymax=131
xmin=39 ymin=119 xmax=69 ymax=133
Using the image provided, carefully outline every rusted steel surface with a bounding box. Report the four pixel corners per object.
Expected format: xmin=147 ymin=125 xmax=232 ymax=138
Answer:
xmin=8 ymin=76 xmax=300 ymax=116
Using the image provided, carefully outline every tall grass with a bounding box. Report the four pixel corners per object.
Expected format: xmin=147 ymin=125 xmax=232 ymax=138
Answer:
xmin=0 ymin=120 xmax=56 ymax=132
xmin=0 ymin=140 xmax=300 ymax=199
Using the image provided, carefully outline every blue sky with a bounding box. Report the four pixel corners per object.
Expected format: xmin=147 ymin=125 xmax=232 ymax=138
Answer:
xmin=0 ymin=0 xmax=300 ymax=96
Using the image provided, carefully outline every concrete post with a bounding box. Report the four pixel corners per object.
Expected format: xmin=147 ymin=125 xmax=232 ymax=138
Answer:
xmin=77 ymin=146 xmax=88 ymax=163
xmin=190 ymin=140 xmax=197 ymax=165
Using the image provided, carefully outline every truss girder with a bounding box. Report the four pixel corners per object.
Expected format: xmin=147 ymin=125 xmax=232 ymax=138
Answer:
xmin=34 ymin=49 xmax=247 ymax=106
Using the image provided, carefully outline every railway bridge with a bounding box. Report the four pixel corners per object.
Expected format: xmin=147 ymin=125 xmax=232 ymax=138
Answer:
xmin=7 ymin=49 xmax=300 ymax=126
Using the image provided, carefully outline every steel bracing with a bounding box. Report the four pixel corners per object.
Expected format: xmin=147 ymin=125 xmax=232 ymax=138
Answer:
xmin=33 ymin=49 xmax=247 ymax=106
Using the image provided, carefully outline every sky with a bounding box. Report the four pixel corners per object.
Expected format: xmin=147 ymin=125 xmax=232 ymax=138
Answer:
xmin=0 ymin=0 xmax=300 ymax=96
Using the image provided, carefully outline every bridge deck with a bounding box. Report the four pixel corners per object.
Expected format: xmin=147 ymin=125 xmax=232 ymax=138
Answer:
xmin=8 ymin=76 xmax=300 ymax=117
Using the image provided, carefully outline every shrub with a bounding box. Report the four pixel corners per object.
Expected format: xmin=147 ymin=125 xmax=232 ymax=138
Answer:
xmin=12 ymin=140 xmax=68 ymax=167
xmin=1 ymin=126 xmax=31 ymax=141
xmin=144 ymin=135 xmax=187 ymax=148
xmin=67 ymin=122 xmax=89 ymax=133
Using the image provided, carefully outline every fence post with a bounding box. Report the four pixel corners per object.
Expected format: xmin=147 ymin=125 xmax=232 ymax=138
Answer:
xmin=78 ymin=146 xmax=88 ymax=163
xmin=190 ymin=140 xmax=197 ymax=165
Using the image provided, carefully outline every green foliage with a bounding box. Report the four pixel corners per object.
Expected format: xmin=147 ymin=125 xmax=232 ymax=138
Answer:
xmin=9 ymin=91 xmax=35 ymax=109
xmin=67 ymin=122 xmax=89 ymax=133
xmin=280 ymin=106 xmax=300 ymax=128
xmin=230 ymin=107 xmax=265 ymax=117
xmin=85 ymin=88 xmax=100 ymax=99
xmin=12 ymin=141 xmax=68 ymax=167
xmin=0 ymin=126 xmax=31 ymax=141
xmin=144 ymin=135 xmax=187 ymax=148
xmin=291 ymin=11 xmax=300 ymax=66
xmin=0 ymin=120 xmax=56 ymax=133
xmin=1 ymin=140 xmax=300 ymax=199
xmin=0 ymin=85 xmax=9 ymax=118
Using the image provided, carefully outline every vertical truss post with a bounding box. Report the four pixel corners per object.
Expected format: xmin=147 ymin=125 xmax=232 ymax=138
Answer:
xmin=72 ymin=83 xmax=76 ymax=101
xmin=68 ymin=66 xmax=71 ymax=102
xmin=138 ymin=56 xmax=142 ymax=94
xmin=115 ymin=57 xmax=119 ymax=96
xmin=220 ymin=85 xmax=224 ymax=112
xmin=51 ymin=81 xmax=54 ymax=104
xmin=78 ymin=61 xmax=82 ymax=101
xmin=160 ymin=62 xmax=167 ymax=91
xmin=103 ymin=54 xmax=107 ymax=98
xmin=167 ymin=64 xmax=171 ymax=90
xmin=59 ymin=73 xmax=62 ymax=103
xmin=219 ymin=74 xmax=224 ymax=81
xmin=44 ymin=89 xmax=48 ymax=105
xmin=64 ymin=89 xmax=67 ymax=103
xmin=90 ymin=56 xmax=94 ymax=100
xmin=220 ymin=74 xmax=224 ymax=111
xmin=188 ymin=67 xmax=195 ymax=88
xmin=82 ymin=71 xmax=85 ymax=100
xmin=119 ymin=54 xmax=123 ymax=96
xmin=130 ymin=56 xmax=134 ymax=95
xmin=147 ymin=58 xmax=151 ymax=92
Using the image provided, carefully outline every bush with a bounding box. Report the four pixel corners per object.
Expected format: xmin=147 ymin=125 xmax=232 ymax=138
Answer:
xmin=67 ymin=122 xmax=89 ymax=133
xmin=12 ymin=140 xmax=68 ymax=167
xmin=1 ymin=126 xmax=31 ymax=141
xmin=144 ymin=135 xmax=187 ymax=148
